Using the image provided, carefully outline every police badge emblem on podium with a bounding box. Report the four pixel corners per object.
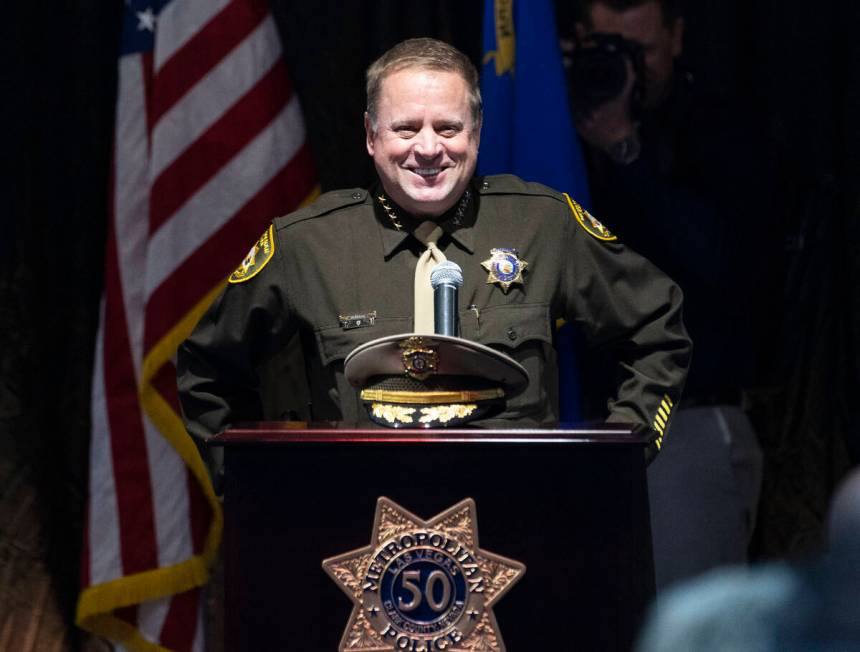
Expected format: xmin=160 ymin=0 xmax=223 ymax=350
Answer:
xmin=322 ymin=498 xmax=525 ymax=652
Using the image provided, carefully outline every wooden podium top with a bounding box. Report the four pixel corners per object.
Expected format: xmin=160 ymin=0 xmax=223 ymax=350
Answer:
xmin=210 ymin=421 xmax=648 ymax=446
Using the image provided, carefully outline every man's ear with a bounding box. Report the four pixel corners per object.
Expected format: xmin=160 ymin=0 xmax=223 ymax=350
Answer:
xmin=364 ymin=112 xmax=375 ymax=156
xmin=671 ymin=17 xmax=684 ymax=58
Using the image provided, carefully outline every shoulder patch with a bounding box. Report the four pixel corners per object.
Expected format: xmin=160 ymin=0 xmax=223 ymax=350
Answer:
xmin=228 ymin=225 xmax=275 ymax=284
xmin=564 ymin=193 xmax=617 ymax=242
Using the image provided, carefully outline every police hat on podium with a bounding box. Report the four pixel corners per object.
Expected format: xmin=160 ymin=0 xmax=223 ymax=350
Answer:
xmin=344 ymin=333 xmax=529 ymax=428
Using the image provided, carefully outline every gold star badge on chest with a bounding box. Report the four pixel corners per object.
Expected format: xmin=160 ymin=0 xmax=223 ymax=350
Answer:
xmin=322 ymin=497 xmax=525 ymax=652
xmin=481 ymin=248 xmax=528 ymax=293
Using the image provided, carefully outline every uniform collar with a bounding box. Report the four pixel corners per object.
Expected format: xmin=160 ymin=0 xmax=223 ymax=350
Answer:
xmin=372 ymin=179 xmax=478 ymax=257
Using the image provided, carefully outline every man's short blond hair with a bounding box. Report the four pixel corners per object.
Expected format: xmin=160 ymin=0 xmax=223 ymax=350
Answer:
xmin=366 ymin=38 xmax=482 ymax=130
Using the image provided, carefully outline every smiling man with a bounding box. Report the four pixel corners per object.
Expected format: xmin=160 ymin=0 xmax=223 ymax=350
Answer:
xmin=365 ymin=64 xmax=480 ymax=217
xmin=177 ymin=38 xmax=691 ymax=486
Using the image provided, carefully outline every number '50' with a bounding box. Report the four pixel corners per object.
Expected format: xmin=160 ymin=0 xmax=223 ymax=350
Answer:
xmin=397 ymin=570 xmax=452 ymax=612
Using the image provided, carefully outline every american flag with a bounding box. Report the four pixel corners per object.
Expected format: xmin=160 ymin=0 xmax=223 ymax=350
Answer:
xmin=77 ymin=0 xmax=317 ymax=648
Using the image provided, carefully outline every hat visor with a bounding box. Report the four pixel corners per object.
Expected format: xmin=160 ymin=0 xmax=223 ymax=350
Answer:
xmin=344 ymin=333 xmax=529 ymax=398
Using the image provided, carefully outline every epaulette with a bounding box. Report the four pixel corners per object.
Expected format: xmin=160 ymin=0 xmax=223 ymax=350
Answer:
xmin=477 ymin=174 xmax=615 ymax=241
xmin=274 ymin=188 xmax=368 ymax=231
xmin=475 ymin=174 xmax=566 ymax=202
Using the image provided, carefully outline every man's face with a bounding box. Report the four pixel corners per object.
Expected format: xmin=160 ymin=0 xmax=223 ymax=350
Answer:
xmin=366 ymin=68 xmax=480 ymax=218
xmin=582 ymin=1 xmax=683 ymax=109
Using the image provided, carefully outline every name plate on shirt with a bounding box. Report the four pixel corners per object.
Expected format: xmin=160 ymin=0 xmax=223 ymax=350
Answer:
xmin=339 ymin=311 xmax=377 ymax=330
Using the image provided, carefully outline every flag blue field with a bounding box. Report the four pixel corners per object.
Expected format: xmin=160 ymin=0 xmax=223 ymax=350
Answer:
xmin=479 ymin=0 xmax=591 ymax=421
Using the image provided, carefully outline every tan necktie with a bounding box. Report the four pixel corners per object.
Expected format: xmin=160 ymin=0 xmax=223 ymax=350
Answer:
xmin=413 ymin=221 xmax=446 ymax=334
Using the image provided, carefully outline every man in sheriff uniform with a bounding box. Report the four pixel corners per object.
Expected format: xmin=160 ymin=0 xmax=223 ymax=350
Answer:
xmin=177 ymin=38 xmax=691 ymax=483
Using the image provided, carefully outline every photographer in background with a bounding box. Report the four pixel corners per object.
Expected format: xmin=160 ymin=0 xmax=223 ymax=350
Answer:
xmin=565 ymin=0 xmax=778 ymax=589
xmin=571 ymin=0 xmax=681 ymax=162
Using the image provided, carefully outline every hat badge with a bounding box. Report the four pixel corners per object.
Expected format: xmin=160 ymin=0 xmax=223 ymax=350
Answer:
xmin=399 ymin=337 xmax=439 ymax=381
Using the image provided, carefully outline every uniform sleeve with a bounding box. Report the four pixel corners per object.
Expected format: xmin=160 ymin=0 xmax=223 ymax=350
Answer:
xmin=560 ymin=209 xmax=692 ymax=452
xmin=176 ymin=225 xmax=297 ymax=449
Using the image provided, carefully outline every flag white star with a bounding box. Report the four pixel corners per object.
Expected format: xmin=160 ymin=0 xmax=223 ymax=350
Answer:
xmin=136 ymin=7 xmax=156 ymax=32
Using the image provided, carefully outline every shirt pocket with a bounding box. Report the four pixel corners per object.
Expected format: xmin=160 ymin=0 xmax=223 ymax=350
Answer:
xmin=313 ymin=317 xmax=412 ymax=424
xmin=459 ymin=302 xmax=552 ymax=350
xmin=314 ymin=317 xmax=413 ymax=367
xmin=459 ymin=303 xmax=553 ymax=420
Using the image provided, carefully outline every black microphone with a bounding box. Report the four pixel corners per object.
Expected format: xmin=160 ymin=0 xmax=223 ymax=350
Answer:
xmin=430 ymin=261 xmax=463 ymax=336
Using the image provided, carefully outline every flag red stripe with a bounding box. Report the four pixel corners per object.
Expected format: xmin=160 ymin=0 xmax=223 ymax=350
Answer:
xmin=187 ymin=469 xmax=209 ymax=555
xmin=103 ymin=220 xmax=159 ymax=574
xmin=81 ymin=157 xmax=118 ymax=593
xmin=116 ymin=605 xmax=139 ymax=629
xmin=151 ymin=0 xmax=269 ymax=125
xmin=143 ymin=143 xmax=315 ymax=349
xmin=148 ymin=363 xmax=209 ymax=557
xmin=159 ymin=588 xmax=201 ymax=652
xmin=152 ymin=360 xmax=183 ymax=416
xmin=149 ymin=57 xmax=293 ymax=235
xmin=153 ymin=368 xmax=210 ymax=556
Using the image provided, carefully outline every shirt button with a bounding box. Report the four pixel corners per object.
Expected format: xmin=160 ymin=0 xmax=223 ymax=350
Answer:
xmin=351 ymin=191 xmax=363 ymax=200
xmin=507 ymin=328 xmax=517 ymax=341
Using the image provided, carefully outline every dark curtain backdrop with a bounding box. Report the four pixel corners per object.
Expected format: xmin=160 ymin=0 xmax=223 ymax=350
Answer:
xmin=1 ymin=1 xmax=857 ymax=648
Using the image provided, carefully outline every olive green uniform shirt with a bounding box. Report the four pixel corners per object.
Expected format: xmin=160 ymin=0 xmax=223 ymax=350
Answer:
xmin=178 ymin=174 xmax=691 ymax=449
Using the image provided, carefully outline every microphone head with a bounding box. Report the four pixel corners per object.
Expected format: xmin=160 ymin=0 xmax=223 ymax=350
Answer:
xmin=431 ymin=261 xmax=464 ymax=289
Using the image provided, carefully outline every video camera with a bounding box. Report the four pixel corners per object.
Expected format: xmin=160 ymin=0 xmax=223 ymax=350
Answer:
xmin=566 ymin=33 xmax=646 ymax=118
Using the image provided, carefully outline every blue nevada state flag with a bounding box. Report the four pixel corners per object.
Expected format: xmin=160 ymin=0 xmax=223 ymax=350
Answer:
xmin=479 ymin=0 xmax=591 ymax=421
